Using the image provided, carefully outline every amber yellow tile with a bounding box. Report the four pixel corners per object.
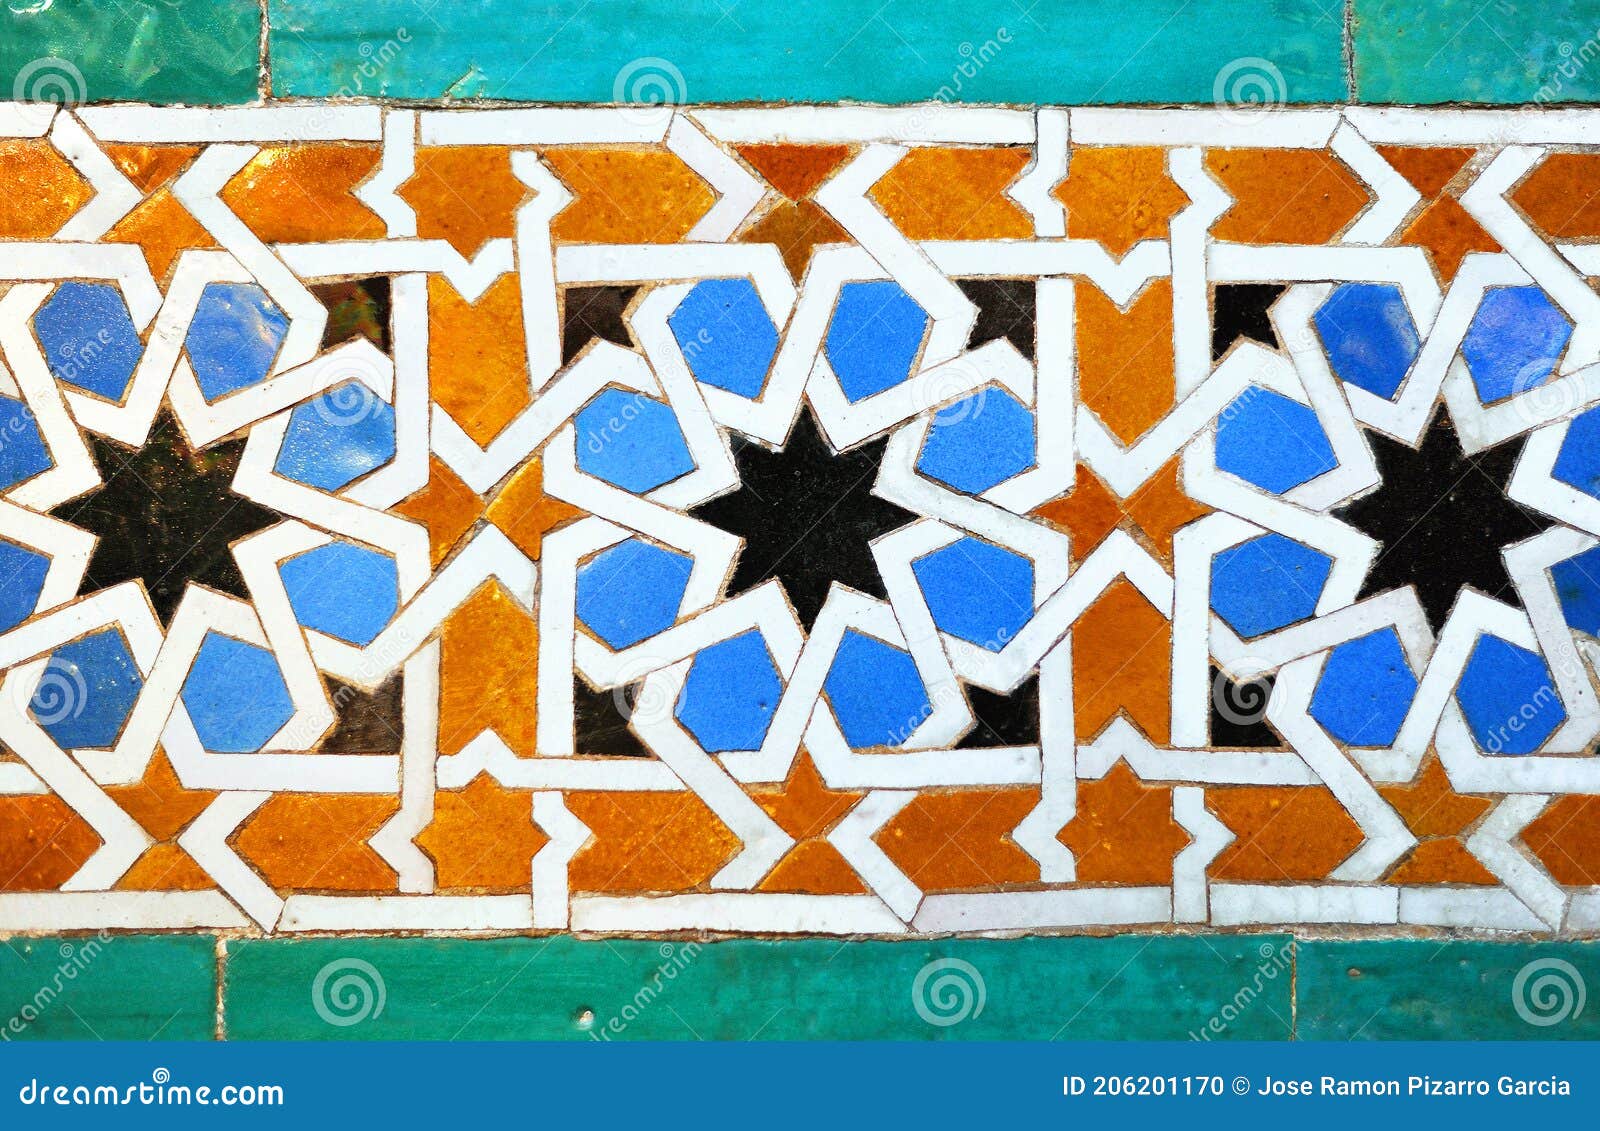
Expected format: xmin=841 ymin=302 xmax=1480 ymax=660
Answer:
xmin=1056 ymin=146 xmax=1189 ymax=256
xmin=566 ymin=790 xmax=739 ymax=893
xmin=869 ymin=147 xmax=1032 ymax=240
xmin=0 ymin=139 xmax=93 ymax=238
xmin=1059 ymin=763 xmax=1190 ymax=884
xmin=876 ymin=787 xmax=1040 ymax=891
xmin=232 ymin=794 xmax=399 ymax=893
xmin=221 ymin=143 xmax=385 ymax=243
xmin=417 ymin=774 xmax=550 ymax=892
xmin=429 ymin=274 xmax=531 ymax=447
xmin=439 ymin=582 xmax=539 ymax=757
xmin=543 ymin=148 xmax=713 ymax=243
xmin=1076 ymin=279 xmax=1175 ymax=446
xmin=398 ymin=145 xmax=528 ymax=258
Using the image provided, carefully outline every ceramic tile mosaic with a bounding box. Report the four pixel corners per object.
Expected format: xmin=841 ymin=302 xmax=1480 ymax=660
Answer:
xmin=7 ymin=103 xmax=1600 ymax=940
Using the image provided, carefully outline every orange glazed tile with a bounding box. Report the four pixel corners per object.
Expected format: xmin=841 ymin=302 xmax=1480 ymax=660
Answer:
xmin=103 ymin=192 xmax=219 ymax=282
xmin=738 ymin=199 xmax=851 ymax=282
xmin=1512 ymin=153 xmax=1600 ymax=238
xmin=398 ymin=145 xmax=528 ymax=258
xmin=1072 ymin=578 xmax=1171 ymax=745
xmin=1398 ymin=194 xmax=1501 ymax=283
xmin=417 ymin=774 xmax=550 ymax=892
xmin=876 ymin=787 xmax=1040 ymax=891
xmin=1058 ymin=763 xmax=1190 ymax=884
xmin=484 ymin=458 xmax=584 ymax=560
xmin=395 ymin=456 xmax=483 ymax=566
xmin=751 ymin=754 xmax=866 ymax=895
xmin=1206 ymin=150 xmax=1369 ymax=245
xmin=429 ymin=274 xmax=531 ymax=447
xmin=0 ymin=794 xmax=99 ymax=891
xmin=1376 ymin=145 xmax=1478 ymax=197
xmin=543 ymin=148 xmax=714 ymax=244
xmin=117 ymin=842 xmax=215 ymax=892
xmin=1377 ymin=758 xmax=1495 ymax=885
xmin=103 ymin=143 xmax=200 ymax=194
xmin=1523 ymin=795 xmax=1600 ymax=885
xmin=1076 ymin=279 xmax=1175 ymax=445
xmin=1055 ymin=146 xmax=1190 ymax=256
xmin=439 ymin=582 xmax=540 ymax=757
xmin=0 ymin=139 xmax=93 ymax=239
xmin=233 ymin=794 xmax=399 ymax=893
xmin=220 ymin=144 xmax=385 ymax=243
xmin=868 ymin=147 xmax=1033 ymax=240
xmin=566 ymin=790 xmax=739 ymax=894
xmin=1035 ymin=459 xmax=1207 ymax=565
xmin=103 ymin=749 xmax=217 ymax=842
xmin=736 ymin=143 xmax=852 ymax=201
xmin=1207 ymin=787 xmax=1364 ymax=881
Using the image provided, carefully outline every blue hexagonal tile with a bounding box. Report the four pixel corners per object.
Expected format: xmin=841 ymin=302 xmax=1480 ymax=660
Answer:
xmin=575 ymin=388 xmax=695 ymax=494
xmin=821 ymin=629 xmax=931 ymax=749
xmin=1210 ymin=533 xmax=1332 ymax=638
xmin=279 ymin=541 xmax=399 ymax=647
xmin=273 ymin=382 xmax=397 ymax=492
xmin=1308 ymin=628 xmax=1418 ymax=746
xmin=575 ymin=538 xmax=692 ymax=649
xmin=674 ymin=629 xmax=784 ymax=752
xmin=34 ymin=282 xmax=144 ymax=402
xmin=1551 ymin=405 xmax=1600 ymax=501
xmin=825 ymin=281 xmax=929 ymax=403
xmin=1455 ymin=634 xmax=1566 ymax=755
xmin=1461 ymin=286 xmax=1573 ymax=404
xmin=912 ymin=537 xmax=1034 ymax=652
xmin=185 ymin=282 xmax=290 ymax=402
xmin=0 ymin=538 xmax=50 ymax=633
xmin=667 ymin=278 xmax=779 ymax=399
xmin=180 ymin=631 xmax=295 ymax=753
xmin=0 ymin=394 xmax=54 ymax=490
xmin=915 ymin=387 xmax=1037 ymax=495
xmin=29 ymin=628 xmax=144 ymax=750
xmin=1313 ymin=282 xmax=1420 ymax=401
xmin=1216 ymin=386 xmax=1338 ymax=494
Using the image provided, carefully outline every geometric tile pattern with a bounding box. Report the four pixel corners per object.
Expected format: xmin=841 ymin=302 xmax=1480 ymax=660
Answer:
xmin=5 ymin=102 xmax=1600 ymax=938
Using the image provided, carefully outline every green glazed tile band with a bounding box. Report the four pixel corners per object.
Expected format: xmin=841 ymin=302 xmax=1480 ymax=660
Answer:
xmin=0 ymin=934 xmax=217 ymax=1042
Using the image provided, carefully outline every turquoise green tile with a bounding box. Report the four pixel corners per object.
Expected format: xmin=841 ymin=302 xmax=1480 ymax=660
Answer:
xmin=1355 ymin=0 xmax=1600 ymax=103
xmin=268 ymin=0 xmax=1346 ymax=104
xmin=225 ymin=935 xmax=1293 ymax=1040
xmin=0 ymin=934 xmax=216 ymax=1041
xmin=1299 ymin=940 xmax=1600 ymax=1040
xmin=1 ymin=0 xmax=260 ymax=105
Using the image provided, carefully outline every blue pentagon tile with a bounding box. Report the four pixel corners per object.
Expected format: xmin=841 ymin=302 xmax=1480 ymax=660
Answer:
xmin=0 ymin=538 xmax=49 ymax=633
xmin=184 ymin=282 xmax=290 ymax=403
xmin=0 ymin=394 xmax=53 ymax=490
xmin=1308 ymin=628 xmax=1419 ymax=747
xmin=180 ymin=632 xmax=295 ymax=753
xmin=1551 ymin=406 xmax=1600 ymax=500
xmin=33 ymin=282 xmax=144 ymax=403
xmin=1210 ymin=533 xmax=1333 ymax=639
xmin=273 ymin=382 xmax=397 ymax=492
xmin=575 ymin=538 xmax=692 ymax=649
xmin=575 ymin=388 xmax=696 ymax=494
xmin=1461 ymin=286 xmax=1574 ymax=404
xmin=911 ymin=537 xmax=1034 ymax=652
xmin=279 ymin=541 xmax=400 ymax=647
xmin=821 ymin=629 xmax=932 ymax=749
xmin=29 ymin=629 xmax=145 ymax=750
xmin=1312 ymin=282 xmax=1421 ymax=401
xmin=824 ymin=281 xmax=929 ymax=403
xmin=674 ymin=629 xmax=784 ymax=752
xmin=915 ymin=387 xmax=1037 ymax=495
xmin=1215 ymin=386 xmax=1338 ymax=494
xmin=668 ymin=278 xmax=779 ymax=399
xmin=1455 ymin=634 xmax=1566 ymax=755
xmin=1552 ymin=544 xmax=1600 ymax=637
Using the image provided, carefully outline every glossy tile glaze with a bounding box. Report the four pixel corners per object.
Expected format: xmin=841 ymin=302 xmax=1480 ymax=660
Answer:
xmin=0 ymin=105 xmax=1599 ymax=946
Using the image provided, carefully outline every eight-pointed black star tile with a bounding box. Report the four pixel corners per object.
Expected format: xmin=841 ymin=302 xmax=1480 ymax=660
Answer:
xmin=1334 ymin=409 xmax=1554 ymax=634
xmin=690 ymin=410 xmax=916 ymax=630
xmin=50 ymin=411 xmax=280 ymax=625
